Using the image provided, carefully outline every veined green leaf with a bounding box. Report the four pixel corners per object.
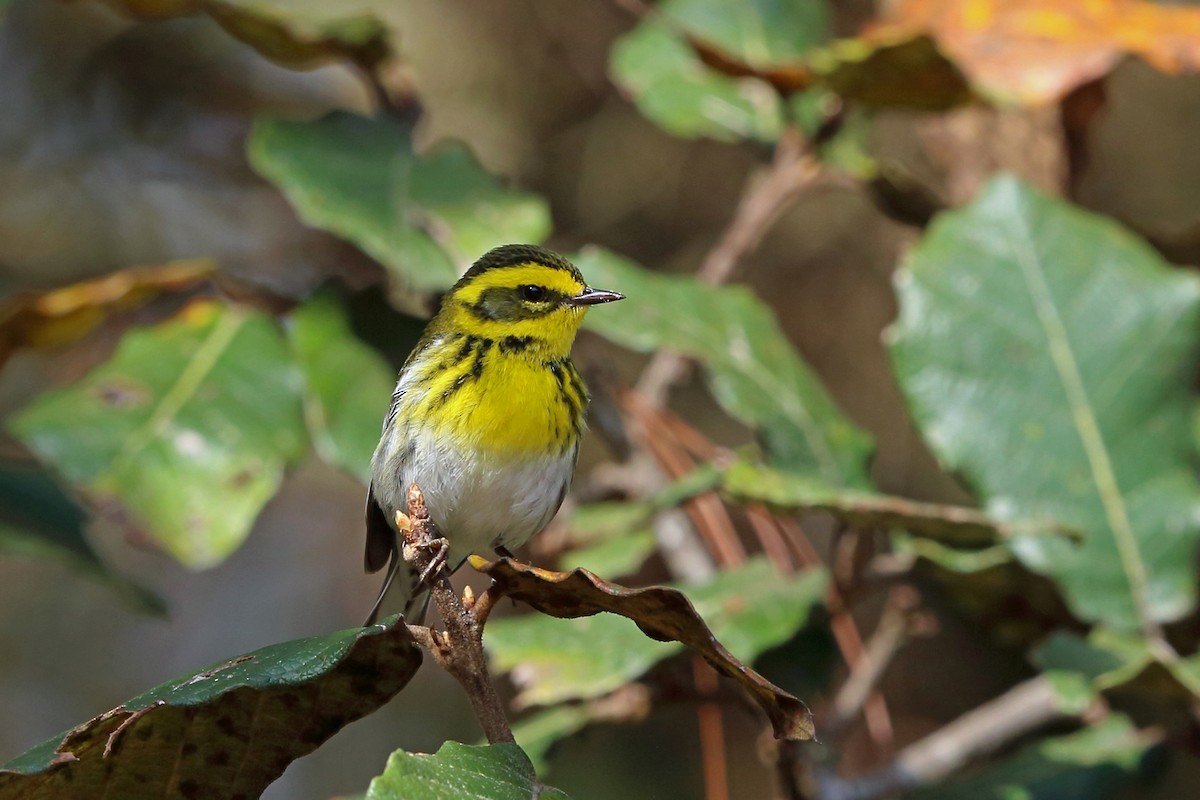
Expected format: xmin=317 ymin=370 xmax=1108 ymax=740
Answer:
xmin=889 ymin=175 xmax=1200 ymax=631
xmin=10 ymin=301 xmax=307 ymax=568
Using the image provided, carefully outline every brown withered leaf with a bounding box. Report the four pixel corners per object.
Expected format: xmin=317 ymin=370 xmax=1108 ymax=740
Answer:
xmin=809 ymin=32 xmax=972 ymax=110
xmin=866 ymin=0 xmax=1200 ymax=105
xmin=472 ymin=557 xmax=816 ymax=742
xmin=0 ymin=260 xmax=216 ymax=368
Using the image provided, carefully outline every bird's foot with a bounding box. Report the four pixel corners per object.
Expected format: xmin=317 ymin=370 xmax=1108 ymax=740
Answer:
xmin=415 ymin=537 xmax=451 ymax=588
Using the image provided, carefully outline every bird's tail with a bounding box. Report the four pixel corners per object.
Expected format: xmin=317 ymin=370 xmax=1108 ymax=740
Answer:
xmin=363 ymin=548 xmax=425 ymax=626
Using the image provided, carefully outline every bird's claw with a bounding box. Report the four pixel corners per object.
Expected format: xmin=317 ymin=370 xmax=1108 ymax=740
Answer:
xmin=415 ymin=537 xmax=450 ymax=587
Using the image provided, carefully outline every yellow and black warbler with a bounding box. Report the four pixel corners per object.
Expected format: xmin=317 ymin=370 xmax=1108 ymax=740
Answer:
xmin=364 ymin=244 xmax=623 ymax=623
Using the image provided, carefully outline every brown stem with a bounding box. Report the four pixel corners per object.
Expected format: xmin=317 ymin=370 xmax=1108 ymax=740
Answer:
xmin=694 ymin=658 xmax=731 ymax=800
xmin=779 ymin=518 xmax=895 ymax=750
xmin=636 ymin=125 xmax=822 ymax=406
xmin=828 ymin=588 xmax=923 ymax=738
xmin=400 ymin=483 xmax=514 ymax=744
xmin=817 ymin=676 xmax=1109 ymax=800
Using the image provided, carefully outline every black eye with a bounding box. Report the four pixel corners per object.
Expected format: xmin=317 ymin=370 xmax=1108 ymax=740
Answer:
xmin=519 ymin=285 xmax=546 ymax=302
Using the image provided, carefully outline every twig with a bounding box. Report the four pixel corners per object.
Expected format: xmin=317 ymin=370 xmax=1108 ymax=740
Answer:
xmin=694 ymin=657 xmax=731 ymax=800
xmin=829 ymin=588 xmax=927 ymax=738
xmin=636 ymin=125 xmax=823 ymax=406
xmin=817 ymin=676 xmax=1106 ymax=800
xmin=399 ymin=483 xmax=514 ymax=744
xmin=622 ymin=391 xmax=745 ymax=567
xmin=779 ymin=518 xmax=895 ymax=751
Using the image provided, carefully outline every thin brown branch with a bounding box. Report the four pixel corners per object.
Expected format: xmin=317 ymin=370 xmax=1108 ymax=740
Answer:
xmin=636 ymin=125 xmax=823 ymax=406
xmin=624 ymin=392 xmax=746 ymax=567
xmin=745 ymin=504 xmax=796 ymax=571
xmin=829 ymin=588 xmax=926 ymax=738
xmin=399 ymin=483 xmax=514 ymax=744
xmin=779 ymin=518 xmax=895 ymax=751
xmin=694 ymin=657 xmax=731 ymax=800
xmin=817 ymin=676 xmax=1111 ymax=800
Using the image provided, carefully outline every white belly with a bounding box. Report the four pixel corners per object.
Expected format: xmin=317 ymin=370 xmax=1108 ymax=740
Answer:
xmin=374 ymin=425 xmax=576 ymax=563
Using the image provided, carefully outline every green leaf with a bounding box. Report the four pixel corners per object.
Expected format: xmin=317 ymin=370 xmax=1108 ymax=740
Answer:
xmin=366 ymin=742 xmax=568 ymax=800
xmin=1033 ymin=627 xmax=1200 ymax=695
xmin=485 ymin=557 xmax=827 ymax=707
xmin=0 ymin=617 xmax=422 ymax=800
xmin=0 ymin=461 xmax=163 ymax=613
xmin=249 ymin=112 xmax=551 ymax=294
xmin=610 ymin=20 xmax=786 ymax=143
xmin=609 ymin=0 xmax=828 ymax=142
xmin=661 ymin=0 xmax=828 ymax=69
xmin=911 ymin=715 xmax=1153 ymax=800
xmin=557 ymin=512 xmax=657 ymax=579
xmin=1033 ymin=630 xmax=1146 ymax=688
xmin=9 ymin=301 xmax=307 ymax=569
xmin=576 ymin=248 xmax=872 ymax=485
xmin=289 ymin=292 xmax=394 ymax=483
xmin=889 ymin=175 xmax=1200 ymax=631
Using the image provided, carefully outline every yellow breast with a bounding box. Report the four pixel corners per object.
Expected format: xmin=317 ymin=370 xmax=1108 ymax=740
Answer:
xmin=412 ymin=336 xmax=587 ymax=458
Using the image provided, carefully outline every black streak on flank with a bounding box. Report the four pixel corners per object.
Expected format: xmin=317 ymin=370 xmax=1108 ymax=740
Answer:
xmin=565 ymin=363 xmax=589 ymax=437
xmin=437 ymin=338 xmax=492 ymax=407
xmin=547 ymin=359 xmax=582 ymax=421
xmin=451 ymin=335 xmax=477 ymax=366
xmin=472 ymin=338 xmax=494 ymax=381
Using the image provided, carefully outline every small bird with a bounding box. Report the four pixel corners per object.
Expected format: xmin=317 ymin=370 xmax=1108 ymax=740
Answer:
xmin=364 ymin=244 xmax=624 ymax=624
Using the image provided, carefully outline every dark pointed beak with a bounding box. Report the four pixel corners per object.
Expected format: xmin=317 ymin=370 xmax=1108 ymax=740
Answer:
xmin=566 ymin=287 xmax=624 ymax=307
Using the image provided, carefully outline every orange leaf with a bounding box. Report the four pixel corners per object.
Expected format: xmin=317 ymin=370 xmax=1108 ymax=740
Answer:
xmin=0 ymin=260 xmax=216 ymax=367
xmin=873 ymin=0 xmax=1200 ymax=104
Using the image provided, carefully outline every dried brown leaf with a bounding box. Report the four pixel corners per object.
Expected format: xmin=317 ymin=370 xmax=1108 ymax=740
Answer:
xmin=472 ymin=557 xmax=816 ymax=742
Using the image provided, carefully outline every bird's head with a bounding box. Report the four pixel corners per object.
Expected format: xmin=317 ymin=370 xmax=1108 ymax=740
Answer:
xmin=438 ymin=245 xmax=623 ymax=356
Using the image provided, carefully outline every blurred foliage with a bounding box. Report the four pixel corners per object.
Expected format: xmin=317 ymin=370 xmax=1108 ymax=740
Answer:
xmin=11 ymin=301 xmax=308 ymax=568
xmin=289 ymin=292 xmax=394 ymax=484
xmin=248 ymin=113 xmax=552 ymax=296
xmin=911 ymin=715 xmax=1153 ymax=800
xmin=577 ymin=248 xmax=874 ymax=482
xmin=0 ymin=461 xmax=162 ymax=613
xmin=3 ymin=0 xmax=1200 ymax=797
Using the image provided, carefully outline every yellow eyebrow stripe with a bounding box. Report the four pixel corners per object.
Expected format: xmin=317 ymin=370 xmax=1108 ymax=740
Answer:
xmin=455 ymin=263 xmax=583 ymax=305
